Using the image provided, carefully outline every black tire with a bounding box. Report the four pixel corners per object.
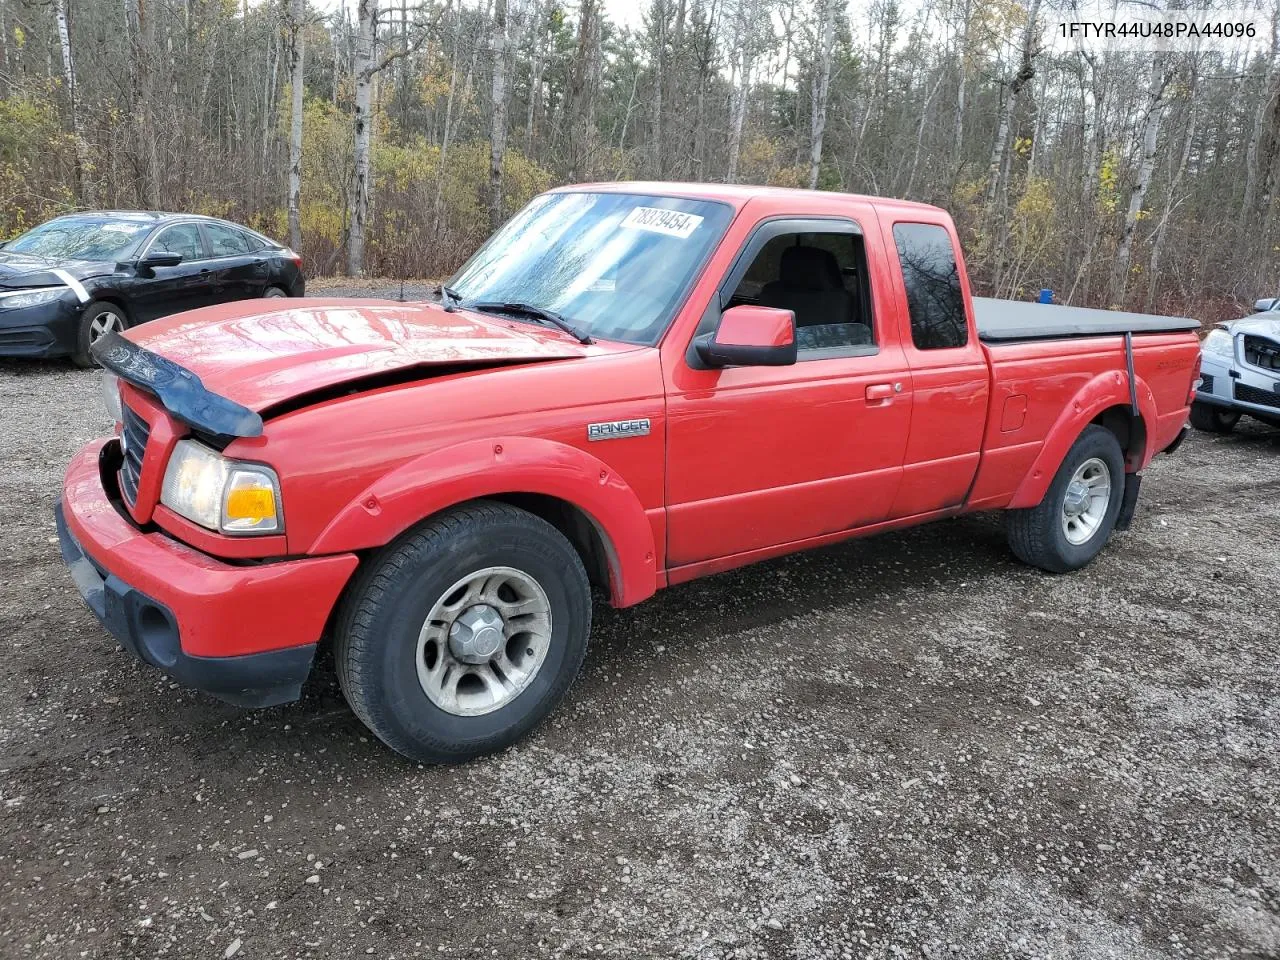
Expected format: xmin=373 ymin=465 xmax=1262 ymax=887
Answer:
xmin=1005 ymin=425 xmax=1126 ymax=574
xmin=72 ymin=301 xmax=128 ymax=368
xmin=1188 ymin=401 xmax=1239 ymax=434
xmin=263 ymin=286 xmax=289 ymax=298
xmin=334 ymin=500 xmax=592 ymax=763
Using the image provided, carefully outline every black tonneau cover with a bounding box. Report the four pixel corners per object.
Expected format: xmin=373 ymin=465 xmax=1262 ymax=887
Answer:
xmin=974 ymin=297 xmax=1200 ymax=343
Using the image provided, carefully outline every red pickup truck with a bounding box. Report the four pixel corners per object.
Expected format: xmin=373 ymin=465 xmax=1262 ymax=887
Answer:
xmin=56 ymin=183 xmax=1201 ymax=762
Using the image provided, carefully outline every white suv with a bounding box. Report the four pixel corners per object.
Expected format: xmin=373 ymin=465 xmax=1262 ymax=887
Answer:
xmin=1191 ymin=300 xmax=1280 ymax=432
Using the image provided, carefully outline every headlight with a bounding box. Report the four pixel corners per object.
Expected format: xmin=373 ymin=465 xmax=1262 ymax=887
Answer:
xmin=0 ymin=286 xmax=66 ymax=309
xmin=101 ymin=372 xmax=123 ymax=423
xmin=160 ymin=439 xmax=283 ymax=535
xmin=1202 ymin=328 xmax=1234 ymax=359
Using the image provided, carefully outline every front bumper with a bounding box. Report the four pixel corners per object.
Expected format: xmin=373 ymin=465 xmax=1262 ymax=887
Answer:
xmin=1198 ymin=354 xmax=1280 ymax=420
xmin=56 ymin=438 xmax=358 ymax=707
xmin=0 ymin=296 xmax=81 ymax=358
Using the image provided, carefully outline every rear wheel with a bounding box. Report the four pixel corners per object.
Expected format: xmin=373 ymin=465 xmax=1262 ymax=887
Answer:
xmin=1189 ymin=401 xmax=1239 ymax=434
xmin=334 ymin=501 xmax=591 ymax=763
xmin=1006 ymin=425 xmax=1126 ymax=573
xmin=72 ymin=301 xmax=128 ymax=368
xmin=263 ymin=286 xmax=289 ymax=298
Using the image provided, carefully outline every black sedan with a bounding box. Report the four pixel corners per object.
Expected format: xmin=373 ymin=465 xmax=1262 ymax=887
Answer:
xmin=0 ymin=212 xmax=305 ymax=366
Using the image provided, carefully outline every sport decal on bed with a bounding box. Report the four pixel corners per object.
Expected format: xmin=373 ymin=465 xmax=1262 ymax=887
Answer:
xmin=619 ymin=207 xmax=704 ymax=239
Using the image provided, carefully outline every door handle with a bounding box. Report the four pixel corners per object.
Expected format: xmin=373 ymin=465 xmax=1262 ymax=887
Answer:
xmin=866 ymin=382 xmax=902 ymax=402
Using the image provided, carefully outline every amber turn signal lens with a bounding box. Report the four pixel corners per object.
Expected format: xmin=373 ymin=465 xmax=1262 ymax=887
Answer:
xmin=225 ymin=486 xmax=276 ymax=521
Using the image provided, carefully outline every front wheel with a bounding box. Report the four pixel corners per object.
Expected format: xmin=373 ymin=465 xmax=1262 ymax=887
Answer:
xmin=334 ymin=501 xmax=591 ymax=763
xmin=72 ymin=301 xmax=128 ymax=368
xmin=1188 ymin=401 xmax=1239 ymax=434
xmin=1006 ymin=425 xmax=1126 ymax=573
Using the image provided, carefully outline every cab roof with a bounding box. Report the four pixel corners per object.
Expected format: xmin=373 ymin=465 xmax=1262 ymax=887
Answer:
xmin=557 ymin=181 xmax=946 ymax=215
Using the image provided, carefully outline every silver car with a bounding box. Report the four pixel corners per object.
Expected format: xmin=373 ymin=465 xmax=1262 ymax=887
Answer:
xmin=1191 ymin=299 xmax=1280 ymax=433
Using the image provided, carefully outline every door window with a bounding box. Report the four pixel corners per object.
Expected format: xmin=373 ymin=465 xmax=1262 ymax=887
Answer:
xmin=727 ymin=229 xmax=875 ymax=359
xmin=204 ymin=222 xmax=255 ymax=257
xmin=149 ymin=224 xmax=204 ymax=260
xmin=892 ymin=222 xmax=967 ymax=350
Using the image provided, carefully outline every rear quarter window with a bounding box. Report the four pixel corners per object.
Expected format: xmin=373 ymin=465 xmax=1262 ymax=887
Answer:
xmin=893 ymin=222 xmax=967 ymax=350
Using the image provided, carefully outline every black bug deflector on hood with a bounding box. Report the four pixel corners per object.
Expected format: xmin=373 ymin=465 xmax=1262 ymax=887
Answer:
xmin=92 ymin=331 xmax=264 ymax=440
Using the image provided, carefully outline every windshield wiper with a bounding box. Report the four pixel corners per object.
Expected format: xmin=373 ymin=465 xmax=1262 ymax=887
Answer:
xmin=467 ymin=301 xmax=593 ymax=345
xmin=438 ymin=284 xmax=461 ymax=312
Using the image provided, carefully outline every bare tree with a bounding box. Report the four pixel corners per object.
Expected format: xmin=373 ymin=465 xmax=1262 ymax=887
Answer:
xmin=1110 ymin=57 xmax=1173 ymax=304
xmin=348 ymin=0 xmax=433 ymax=275
xmin=489 ymin=0 xmax=509 ymax=230
xmin=524 ymin=0 xmax=548 ymax=153
xmin=2 ymin=0 xmax=1278 ymax=318
xmin=287 ymin=0 xmax=306 ymax=251
xmin=726 ymin=0 xmax=764 ymax=183
xmin=985 ymin=0 xmax=1041 ymax=207
xmin=567 ymin=0 xmax=601 ymax=180
xmin=55 ymin=0 xmax=94 ymax=203
xmin=807 ymin=0 xmax=836 ymax=189
xmin=348 ymin=0 xmax=376 ymax=276
xmin=1147 ymin=70 xmax=1198 ymax=310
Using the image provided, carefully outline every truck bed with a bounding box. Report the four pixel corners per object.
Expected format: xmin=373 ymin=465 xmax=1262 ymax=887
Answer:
xmin=974 ymin=297 xmax=1201 ymax=343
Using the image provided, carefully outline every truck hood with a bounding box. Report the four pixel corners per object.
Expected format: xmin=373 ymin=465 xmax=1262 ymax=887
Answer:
xmin=124 ymin=298 xmax=597 ymax=414
xmin=1222 ymin=313 xmax=1280 ymax=339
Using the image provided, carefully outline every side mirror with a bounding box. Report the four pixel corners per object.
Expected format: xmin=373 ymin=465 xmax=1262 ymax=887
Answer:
xmin=138 ymin=252 xmax=183 ymax=270
xmin=1254 ymin=298 xmax=1278 ymax=313
xmin=694 ymin=305 xmax=797 ymax=368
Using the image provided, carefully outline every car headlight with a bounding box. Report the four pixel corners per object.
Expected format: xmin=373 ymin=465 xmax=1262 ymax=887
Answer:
xmin=0 ymin=286 xmax=66 ymax=309
xmin=160 ymin=439 xmax=283 ymax=535
xmin=1202 ymin=328 xmax=1234 ymax=359
xmin=101 ymin=372 xmax=123 ymax=423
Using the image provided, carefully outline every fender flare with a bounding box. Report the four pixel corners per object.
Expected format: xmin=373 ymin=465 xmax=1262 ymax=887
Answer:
xmin=308 ymin=436 xmax=660 ymax=607
xmin=1007 ymin=370 xmax=1159 ymax=509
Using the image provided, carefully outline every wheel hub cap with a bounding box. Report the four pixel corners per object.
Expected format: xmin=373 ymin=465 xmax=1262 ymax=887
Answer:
xmin=1063 ymin=480 xmax=1091 ymax=517
xmin=448 ymin=604 xmax=506 ymax=663
xmin=1060 ymin=457 xmax=1111 ymax=546
xmin=88 ymin=311 xmax=121 ymax=343
xmin=415 ymin=566 xmax=554 ymax=717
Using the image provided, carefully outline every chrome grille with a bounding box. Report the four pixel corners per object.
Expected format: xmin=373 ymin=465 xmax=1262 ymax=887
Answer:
xmin=1244 ymin=335 xmax=1280 ymax=372
xmin=119 ymin=404 xmax=150 ymax=505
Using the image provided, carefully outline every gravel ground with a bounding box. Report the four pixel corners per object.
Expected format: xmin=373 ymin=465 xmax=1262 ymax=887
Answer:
xmin=305 ymin=279 xmax=440 ymax=302
xmin=1 ymin=349 xmax=1278 ymax=960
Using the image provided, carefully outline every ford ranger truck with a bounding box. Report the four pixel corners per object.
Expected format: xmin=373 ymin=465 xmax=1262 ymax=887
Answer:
xmin=55 ymin=184 xmax=1202 ymax=763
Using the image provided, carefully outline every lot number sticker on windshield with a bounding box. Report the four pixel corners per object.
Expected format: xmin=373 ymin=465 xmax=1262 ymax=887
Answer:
xmin=620 ymin=207 xmax=704 ymax=239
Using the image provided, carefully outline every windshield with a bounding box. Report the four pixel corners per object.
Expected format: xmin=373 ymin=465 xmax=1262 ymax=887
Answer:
xmin=7 ymin=217 xmax=152 ymax=261
xmin=449 ymin=192 xmax=734 ymax=344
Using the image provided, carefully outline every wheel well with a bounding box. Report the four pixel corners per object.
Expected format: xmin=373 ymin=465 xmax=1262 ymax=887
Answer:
xmin=318 ymin=493 xmax=621 ymax=657
xmin=485 ymin=493 xmax=616 ymax=598
xmin=1092 ymin=405 xmax=1147 ymax=469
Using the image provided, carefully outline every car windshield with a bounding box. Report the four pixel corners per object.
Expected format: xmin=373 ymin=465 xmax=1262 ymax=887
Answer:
xmin=448 ymin=192 xmax=734 ymax=344
xmin=6 ymin=217 xmax=152 ymax=261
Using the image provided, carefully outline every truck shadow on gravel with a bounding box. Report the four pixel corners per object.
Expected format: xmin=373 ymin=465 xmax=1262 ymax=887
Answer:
xmin=285 ymin=513 xmax=1018 ymax=755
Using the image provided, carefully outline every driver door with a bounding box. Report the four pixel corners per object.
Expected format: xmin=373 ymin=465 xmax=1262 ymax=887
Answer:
xmin=663 ymin=212 xmax=914 ymax=569
xmin=130 ymin=222 xmax=217 ymax=323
